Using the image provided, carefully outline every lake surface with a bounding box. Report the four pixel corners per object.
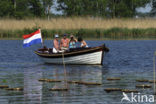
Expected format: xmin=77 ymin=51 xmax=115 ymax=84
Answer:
xmin=0 ymin=40 xmax=156 ymax=104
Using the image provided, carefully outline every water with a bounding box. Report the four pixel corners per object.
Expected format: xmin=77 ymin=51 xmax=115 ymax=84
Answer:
xmin=0 ymin=40 xmax=156 ymax=104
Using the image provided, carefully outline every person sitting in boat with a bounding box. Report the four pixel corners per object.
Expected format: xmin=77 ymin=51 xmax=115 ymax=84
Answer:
xmin=60 ymin=34 xmax=70 ymax=50
xmin=53 ymin=34 xmax=60 ymax=53
xmin=77 ymin=37 xmax=88 ymax=48
xmin=69 ymin=35 xmax=77 ymax=48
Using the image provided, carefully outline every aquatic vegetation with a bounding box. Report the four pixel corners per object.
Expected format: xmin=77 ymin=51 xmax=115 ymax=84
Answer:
xmin=136 ymin=84 xmax=152 ymax=88
xmin=122 ymin=89 xmax=138 ymax=93
xmin=1 ymin=28 xmax=156 ymax=39
xmin=136 ymin=79 xmax=150 ymax=82
xmin=45 ymin=79 xmax=62 ymax=82
xmin=41 ymin=67 xmax=46 ymax=69
xmin=0 ymin=85 xmax=9 ymax=89
xmin=38 ymin=78 xmax=48 ymax=82
xmin=0 ymin=18 xmax=156 ymax=39
xmin=1 ymin=18 xmax=156 ymax=30
xmin=67 ymin=80 xmax=80 ymax=84
xmin=38 ymin=78 xmax=62 ymax=82
xmin=105 ymin=89 xmax=138 ymax=93
xmin=67 ymin=80 xmax=102 ymax=85
xmin=77 ymin=81 xmax=102 ymax=85
xmin=49 ymin=88 xmax=68 ymax=91
xmin=104 ymin=88 xmax=122 ymax=93
xmin=5 ymin=88 xmax=23 ymax=91
xmin=107 ymin=77 xmax=121 ymax=81
xmin=148 ymin=80 xmax=156 ymax=83
xmin=2 ymin=79 xmax=7 ymax=83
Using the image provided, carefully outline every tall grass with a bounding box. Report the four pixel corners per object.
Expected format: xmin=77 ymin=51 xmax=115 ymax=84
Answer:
xmin=1 ymin=17 xmax=156 ymax=30
xmin=0 ymin=17 xmax=156 ymax=39
xmin=0 ymin=28 xmax=156 ymax=40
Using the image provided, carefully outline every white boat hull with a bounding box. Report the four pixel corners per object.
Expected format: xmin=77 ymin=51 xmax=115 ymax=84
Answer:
xmin=38 ymin=51 xmax=103 ymax=65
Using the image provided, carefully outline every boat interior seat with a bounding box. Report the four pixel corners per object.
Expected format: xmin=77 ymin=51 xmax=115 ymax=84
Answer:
xmin=38 ymin=47 xmax=91 ymax=54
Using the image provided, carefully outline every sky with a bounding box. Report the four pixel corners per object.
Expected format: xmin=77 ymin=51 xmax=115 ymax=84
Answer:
xmin=136 ymin=2 xmax=152 ymax=13
xmin=51 ymin=0 xmax=63 ymax=15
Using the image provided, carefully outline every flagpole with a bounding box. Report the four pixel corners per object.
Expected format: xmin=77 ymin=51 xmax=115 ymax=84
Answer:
xmin=40 ymin=29 xmax=44 ymax=47
xmin=154 ymin=51 xmax=156 ymax=94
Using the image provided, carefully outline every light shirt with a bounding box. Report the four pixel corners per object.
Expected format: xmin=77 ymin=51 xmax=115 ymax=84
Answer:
xmin=69 ymin=41 xmax=76 ymax=48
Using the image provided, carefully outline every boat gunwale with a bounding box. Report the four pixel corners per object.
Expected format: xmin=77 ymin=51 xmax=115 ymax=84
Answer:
xmin=34 ymin=45 xmax=104 ymax=57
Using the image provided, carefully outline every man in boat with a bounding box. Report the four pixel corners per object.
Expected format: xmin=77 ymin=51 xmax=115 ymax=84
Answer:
xmin=77 ymin=37 xmax=88 ymax=48
xmin=60 ymin=34 xmax=70 ymax=50
xmin=53 ymin=34 xmax=60 ymax=53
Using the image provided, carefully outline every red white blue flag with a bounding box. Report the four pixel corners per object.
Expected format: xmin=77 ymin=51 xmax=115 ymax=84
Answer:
xmin=23 ymin=29 xmax=42 ymax=47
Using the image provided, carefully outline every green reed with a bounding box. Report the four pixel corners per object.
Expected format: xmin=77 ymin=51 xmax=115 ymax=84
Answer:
xmin=0 ymin=28 xmax=156 ymax=40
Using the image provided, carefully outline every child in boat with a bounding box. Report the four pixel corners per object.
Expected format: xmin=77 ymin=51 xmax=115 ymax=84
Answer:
xmin=53 ymin=34 xmax=60 ymax=53
xmin=60 ymin=34 xmax=70 ymax=50
xmin=77 ymin=37 xmax=88 ymax=48
xmin=69 ymin=35 xmax=77 ymax=48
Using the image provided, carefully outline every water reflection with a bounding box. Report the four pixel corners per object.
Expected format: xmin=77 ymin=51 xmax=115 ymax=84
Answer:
xmin=24 ymin=66 xmax=43 ymax=104
xmin=67 ymin=65 xmax=102 ymax=83
xmin=22 ymin=64 xmax=103 ymax=103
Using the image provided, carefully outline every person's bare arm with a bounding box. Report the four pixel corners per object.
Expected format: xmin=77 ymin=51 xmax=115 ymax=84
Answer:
xmin=60 ymin=39 xmax=62 ymax=48
xmin=82 ymin=41 xmax=87 ymax=47
xmin=67 ymin=39 xmax=70 ymax=48
xmin=53 ymin=40 xmax=58 ymax=50
xmin=74 ymin=38 xmax=77 ymax=42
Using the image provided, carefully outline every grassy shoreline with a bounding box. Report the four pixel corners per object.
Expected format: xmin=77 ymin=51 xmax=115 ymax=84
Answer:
xmin=1 ymin=38 xmax=156 ymax=40
xmin=0 ymin=28 xmax=156 ymax=40
xmin=0 ymin=18 xmax=156 ymax=40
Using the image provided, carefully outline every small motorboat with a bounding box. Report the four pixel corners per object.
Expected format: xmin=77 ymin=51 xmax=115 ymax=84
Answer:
xmin=34 ymin=44 xmax=109 ymax=65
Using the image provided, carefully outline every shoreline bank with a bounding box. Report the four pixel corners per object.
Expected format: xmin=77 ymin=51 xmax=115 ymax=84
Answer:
xmin=0 ymin=28 xmax=156 ymax=40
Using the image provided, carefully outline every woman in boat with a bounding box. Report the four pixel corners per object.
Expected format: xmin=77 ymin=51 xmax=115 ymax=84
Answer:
xmin=77 ymin=37 xmax=88 ymax=48
xmin=60 ymin=34 xmax=70 ymax=50
xmin=53 ymin=34 xmax=60 ymax=53
xmin=69 ymin=35 xmax=77 ymax=48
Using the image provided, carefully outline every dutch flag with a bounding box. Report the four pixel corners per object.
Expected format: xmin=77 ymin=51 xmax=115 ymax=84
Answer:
xmin=23 ymin=29 xmax=43 ymax=47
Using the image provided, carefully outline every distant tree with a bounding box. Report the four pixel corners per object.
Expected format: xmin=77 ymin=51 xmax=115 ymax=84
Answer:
xmin=57 ymin=0 xmax=107 ymax=16
xmin=57 ymin=0 xmax=151 ymax=18
xmin=151 ymin=0 xmax=156 ymax=16
xmin=12 ymin=0 xmax=16 ymax=9
xmin=28 ymin=0 xmax=44 ymax=17
xmin=0 ymin=0 xmax=55 ymax=18
xmin=105 ymin=0 xmax=151 ymax=17
xmin=57 ymin=0 xmax=81 ymax=16
xmin=0 ymin=0 xmax=152 ymax=18
xmin=13 ymin=0 xmax=32 ymax=19
xmin=82 ymin=0 xmax=107 ymax=16
xmin=0 ymin=0 xmax=14 ymax=17
xmin=42 ymin=0 xmax=53 ymax=20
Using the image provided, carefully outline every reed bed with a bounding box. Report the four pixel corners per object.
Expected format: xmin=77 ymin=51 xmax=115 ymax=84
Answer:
xmin=0 ymin=28 xmax=156 ymax=39
xmin=0 ymin=17 xmax=156 ymax=39
xmin=0 ymin=17 xmax=156 ymax=30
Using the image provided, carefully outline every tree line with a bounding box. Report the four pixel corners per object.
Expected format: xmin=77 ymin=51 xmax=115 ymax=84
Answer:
xmin=0 ymin=0 xmax=155 ymax=19
xmin=0 ymin=0 xmax=53 ymax=19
